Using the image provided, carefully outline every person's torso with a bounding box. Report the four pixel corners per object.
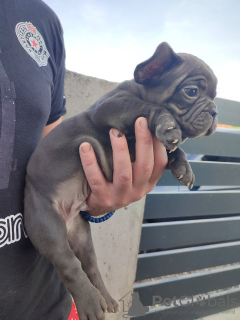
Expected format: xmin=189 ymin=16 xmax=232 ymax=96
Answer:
xmin=0 ymin=1 xmax=70 ymax=319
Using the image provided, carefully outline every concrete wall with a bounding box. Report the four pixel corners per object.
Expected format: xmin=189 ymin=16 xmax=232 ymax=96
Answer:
xmin=64 ymin=71 xmax=145 ymax=319
xmin=64 ymin=70 xmax=118 ymax=118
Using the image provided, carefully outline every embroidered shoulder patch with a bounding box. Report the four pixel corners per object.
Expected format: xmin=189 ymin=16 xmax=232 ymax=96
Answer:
xmin=15 ymin=22 xmax=50 ymax=67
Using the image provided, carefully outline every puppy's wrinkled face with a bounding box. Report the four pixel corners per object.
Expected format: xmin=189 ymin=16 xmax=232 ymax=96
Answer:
xmin=165 ymin=55 xmax=218 ymax=138
xmin=134 ymin=42 xmax=218 ymax=139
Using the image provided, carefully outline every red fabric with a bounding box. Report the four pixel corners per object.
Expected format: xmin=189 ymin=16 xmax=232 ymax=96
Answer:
xmin=68 ymin=301 xmax=79 ymax=320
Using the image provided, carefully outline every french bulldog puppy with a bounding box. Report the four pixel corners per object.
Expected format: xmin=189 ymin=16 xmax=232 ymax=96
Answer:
xmin=24 ymin=42 xmax=218 ymax=320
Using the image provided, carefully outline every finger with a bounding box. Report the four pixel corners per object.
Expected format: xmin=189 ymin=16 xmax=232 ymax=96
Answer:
xmin=148 ymin=136 xmax=168 ymax=185
xmin=79 ymin=142 xmax=108 ymax=196
xmin=132 ymin=117 xmax=154 ymax=187
xmin=109 ymin=128 xmax=132 ymax=193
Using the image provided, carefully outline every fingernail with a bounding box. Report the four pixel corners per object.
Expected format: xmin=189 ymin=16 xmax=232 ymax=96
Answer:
xmin=80 ymin=142 xmax=91 ymax=153
xmin=112 ymin=128 xmax=123 ymax=138
xmin=139 ymin=117 xmax=148 ymax=130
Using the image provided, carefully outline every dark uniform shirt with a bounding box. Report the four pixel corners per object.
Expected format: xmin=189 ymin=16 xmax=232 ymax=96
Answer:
xmin=0 ymin=0 xmax=71 ymax=319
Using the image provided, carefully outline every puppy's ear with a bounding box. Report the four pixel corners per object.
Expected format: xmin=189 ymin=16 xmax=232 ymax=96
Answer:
xmin=134 ymin=42 xmax=180 ymax=86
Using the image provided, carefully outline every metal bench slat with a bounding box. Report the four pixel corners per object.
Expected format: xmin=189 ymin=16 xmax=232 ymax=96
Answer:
xmin=136 ymin=241 xmax=240 ymax=281
xmin=145 ymin=190 xmax=240 ymax=219
xmin=134 ymin=264 xmax=240 ymax=306
xmin=182 ymin=131 xmax=240 ymax=157
xmin=158 ymin=161 xmax=240 ymax=186
xmin=131 ymin=287 xmax=240 ymax=319
xmin=140 ymin=217 xmax=240 ymax=251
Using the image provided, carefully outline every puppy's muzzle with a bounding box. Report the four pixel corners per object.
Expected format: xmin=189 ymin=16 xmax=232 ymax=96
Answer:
xmin=206 ymin=105 xmax=218 ymax=136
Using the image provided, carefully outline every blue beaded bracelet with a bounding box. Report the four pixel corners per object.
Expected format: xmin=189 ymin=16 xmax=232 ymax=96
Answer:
xmin=80 ymin=210 xmax=115 ymax=223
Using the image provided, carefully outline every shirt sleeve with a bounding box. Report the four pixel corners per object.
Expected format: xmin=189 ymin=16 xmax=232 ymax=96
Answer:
xmin=46 ymin=18 xmax=67 ymax=125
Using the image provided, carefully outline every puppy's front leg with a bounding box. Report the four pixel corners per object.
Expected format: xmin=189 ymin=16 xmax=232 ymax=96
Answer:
xmin=149 ymin=109 xmax=183 ymax=153
xmin=167 ymin=147 xmax=195 ymax=187
xmin=148 ymin=109 xmax=194 ymax=186
xmin=24 ymin=182 xmax=107 ymax=320
xmin=67 ymin=215 xmax=119 ymax=313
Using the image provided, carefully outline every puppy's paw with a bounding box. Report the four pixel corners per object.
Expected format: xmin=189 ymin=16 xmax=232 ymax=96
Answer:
xmin=95 ymin=287 xmax=119 ymax=313
xmin=105 ymin=296 xmax=119 ymax=313
xmin=76 ymin=285 xmax=107 ymax=320
xmin=170 ymin=159 xmax=195 ymax=187
xmin=155 ymin=119 xmax=182 ymax=152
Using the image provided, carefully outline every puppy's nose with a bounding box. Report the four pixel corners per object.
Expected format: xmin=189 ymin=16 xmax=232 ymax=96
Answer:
xmin=210 ymin=108 xmax=218 ymax=117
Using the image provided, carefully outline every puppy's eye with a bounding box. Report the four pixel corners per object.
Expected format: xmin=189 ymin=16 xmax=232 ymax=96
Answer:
xmin=184 ymin=87 xmax=198 ymax=97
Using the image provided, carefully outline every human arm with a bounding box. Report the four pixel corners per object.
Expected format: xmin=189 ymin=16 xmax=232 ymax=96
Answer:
xmin=43 ymin=116 xmax=63 ymax=137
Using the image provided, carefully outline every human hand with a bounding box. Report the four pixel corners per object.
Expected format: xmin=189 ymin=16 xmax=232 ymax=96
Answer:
xmin=79 ymin=117 xmax=168 ymax=216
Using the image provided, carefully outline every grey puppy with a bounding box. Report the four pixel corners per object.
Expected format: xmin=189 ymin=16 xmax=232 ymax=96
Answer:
xmin=24 ymin=42 xmax=218 ymax=320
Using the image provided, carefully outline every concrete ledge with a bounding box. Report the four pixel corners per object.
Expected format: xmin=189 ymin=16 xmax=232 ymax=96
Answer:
xmin=64 ymin=70 xmax=118 ymax=118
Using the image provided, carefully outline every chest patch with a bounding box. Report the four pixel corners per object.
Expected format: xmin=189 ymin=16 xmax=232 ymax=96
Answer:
xmin=15 ymin=22 xmax=50 ymax=67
